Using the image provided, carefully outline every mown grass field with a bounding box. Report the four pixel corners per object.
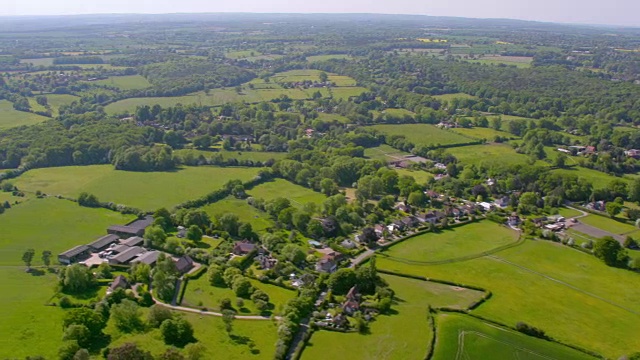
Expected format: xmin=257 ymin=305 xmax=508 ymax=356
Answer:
xmin=108 ymin=311 xmax=278 ymax=359
xmin=316 ymin=112 xmax=351 ymax=124
xmin=553 ymin=167 xmax=631 ymax=189
xmin=175 ymin=149 xmax=287 ymax=163
xmin=363 ymin=144 xmax=411 ymax=161
xmin=433 ymin=93 xmax=478 ymax=102
xmin=376 ymin=236 xmax=640 ymax=358
xmin=182 ymin=275 xmax=296 ymax=315
xmin=302 ymin=274 xmax=484 ymax=360
xmin=380 ymin=221 xmax=519 ymax=263
xmin=451 ymin=127 xmax=516 ymax=140
xmin=12 ymin=165 xmax=261 ymax=210
xmin=306 ymin=54 xmax=352 ymax=62
xmin=91 ymin=75 xmax=152 ymax=90
xmin=432 ymin=313 xmax=595 ymax=360
xmin=202 ymin=196 xmax=274 ymax=231
xmin=0 ymin=100 xmax=49 ymax=129
xmin=371 ymin=124 xmax=475 ymax=147
xmin=45 ymin=94 xmax=79 ymax=115
xmin=394 ymin=168 xmax=434 ymax=184
xmin=578 ymin=214 xmax=638 ymax=235
xmin=247 ymin=179 xmax=326 ymax=207
xmin=447 ymin=143 xmax=534 ymax=167
xmin=558 ymin=207 xmax=582 ymax=218
xmin=270 ymin=69 xmax=357 ymax=87
xmin=0 ymin=197 xmax=134 ymax=265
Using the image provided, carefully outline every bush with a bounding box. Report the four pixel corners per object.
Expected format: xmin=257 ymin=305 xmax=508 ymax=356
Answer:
xmin=59 ymin=296 xmax=74 ymax=308
xmin=515 ymin=322 xmax=548 ymax=339
xmin=147 ymin=304 xmax=174 ymax=328
xmin=219 ymin=297 xmax=233 ymax=310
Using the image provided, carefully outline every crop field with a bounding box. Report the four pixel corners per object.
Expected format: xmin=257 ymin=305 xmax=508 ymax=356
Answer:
xmin=379 ymin=221 xmax=519 ymax=263
xmin=432 ymin=313 xmax=594 ymax=360
xmin=446 ymin=143 xmax=533 ymax=167
xmin=553 ymin=167 xmax=631 ymax=189
xmin=578 ymin=214 xmax=638 ymax=235
xmin=302 ymin=274 xmax=484 ymax=360
xmin=247 ymin=179 xmax=326 ymax=207
xmin=306 ymin=54 xmax=352 ymax=62
xmin=175 ymin=149 xmax=287 ymax=163
xmin=371 ymin=124 xmax=475 ymax=147
xmin=451 ymin=127 xmax=516 ymax=140
xmin=108 ymin=311 xmax=278 ymax=359
xmin=202 ymin=196 xmax=274 ymax=231
xmin=182 ymin=275 xmax=296 ymax=315
xmin=394 ymin=168 xmax=434 ymax=184
xmin=376 ymin=235 xmax=640 ymax=358
xmin=433 ymin=93 xmax=478 ymax=102
xmin=12 ymin=165 xmax=261 ymax=210
xmin=0 ymin=100 xmax=49 ymax=129
xmin=0 ymin=197 xmax=134 ymax=266
xmin=91 ymin=75 xmax=152 ymax=90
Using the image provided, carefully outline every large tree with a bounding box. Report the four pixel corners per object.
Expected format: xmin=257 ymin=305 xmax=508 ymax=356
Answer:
xmin=593 ymin=237 xmax=628 ymax=267
xmin=22 ymin=248 xmax=35 ymax=269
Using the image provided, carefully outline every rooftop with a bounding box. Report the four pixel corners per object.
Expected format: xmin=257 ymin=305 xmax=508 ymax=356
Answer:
xmin=120 ymin=236 xmax=144 ymax=247
xmin=110 ymin=246 xmax=145 ymax=264
xmin=132 ymin=250 xmax=160 ymax=265
xmin=59 ymin=245 xmax=90 ymax=258
xmin=88 ymin=234 xmax=119 ymax=250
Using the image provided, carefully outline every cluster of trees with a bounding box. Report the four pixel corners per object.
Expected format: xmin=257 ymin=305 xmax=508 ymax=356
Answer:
xmin=207 ymin=265 xmax=271 ymax=311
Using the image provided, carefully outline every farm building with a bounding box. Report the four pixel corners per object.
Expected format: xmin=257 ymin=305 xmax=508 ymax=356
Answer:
xmin=107 ymin=216 xmax=154 ymax=237
xmin=109 ymin=246 xmax=145 ymax=265
xmin=87 ymin=234 xmax=120 ymax=252
xmin=132 ymin=250 xmax=161 ymax=266
xmin=58 ymin=245 xmax=90 ymax=265
xmin=107 ymin=275 xmax=129 ymax=294
xmin=120 ymin=236 xmax=144 ymax=247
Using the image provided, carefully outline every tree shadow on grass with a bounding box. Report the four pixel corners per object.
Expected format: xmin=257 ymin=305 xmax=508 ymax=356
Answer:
xmin=28 ymin=268 xmax=45 ymax=276
xmin=87 ymin=333 xmax=111 ymax=354
xmin=230 ymin=334 xmax=260 ymax=355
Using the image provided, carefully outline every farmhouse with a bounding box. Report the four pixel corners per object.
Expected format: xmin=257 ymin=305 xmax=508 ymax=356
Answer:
xmin=233 ymin=241 xmax=257 ymax=256
xmin=107 ymin=216 xmax=154 ymax=237
xmin=88 ymin=234 xmax=120 ymax=252
xmin=107 ymin=275 xmax=129 ymax=295
xmin=176 ymin=255 xmax=195 ymax=274
xmin=109 ymin=246 xmax=145 ymax=265
xmin=58 ymin=245 xmax=90 ymax=265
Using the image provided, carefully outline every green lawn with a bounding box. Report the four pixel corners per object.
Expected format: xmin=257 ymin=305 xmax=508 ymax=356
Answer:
xmin=182 ymin=275 xmax=296 ymax=315
xmin=432 ymin=313 xmax=595 ymax=360
xmin=247 ymin=179 xmax=326 ymax=207
xmin=0 ymin=268 xmax=65 ymax=359
xmin=579 ymin=214 xmax=638 ymax=235
xmin=433 ymin=93 xmax=478 ymax=102
xmin=12 ymin=165 xmax=262 ymax=210
xmin=380 ymin=221 xmax=519 ymax=263
xmin=92 ymin=75 xmax=152 ymax=90
xmin=363 ymin=145 xmax=411 ymax=161
xmin=108 ymin=311 xmax=278 ymax=359
xmin=306 ymin=54 xmax=352 ymax=62
xmin=302 ymin=274 xmax=484 ymax=360
xmin=394 ymin=169 xmax=434 ymax=184
xmin=371 ymin=124 xmax=476 ymax=148
xmin=451 ymin=127 xmax=516 ymax=140
xmin=175 ymin=149 xmax=287 ymax=163
xmin=202 ymin=196 xmax=274 ymax=231
xmin=558 ymin=207 xmax=582 ymax=218
xmin=316 ymin=112 xmax=351 ymax=124
xmin=0 ymin=197 xmax=134 ymax=266
xmin=553 ymin=167 xmax=631 ymax=189
xmin=377 ymin=238 xmax=640 ymax=358
xmin=0 ymin=100 xmax=49 ymax=129
xmin=447 ymin=143 xmax=535 ymax=167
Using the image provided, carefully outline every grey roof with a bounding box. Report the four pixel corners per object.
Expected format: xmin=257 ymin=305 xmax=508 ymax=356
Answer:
xmin=126 ymin=216 xmax=154 ymax=231
xmin=110 ymin=246 xmax=145 ymax=264
xmin=111 ymin=244 xmax=130 ymax=254
xmin=108 ymin=216 xmax=153 ymax=236
xmin=121 ymin=236 xmax=144 ymax=247
xmin=59 ymin=245 xmax=90 ymax=258
xmin=109 ymin=275 xmax=129 ymax=290
xmin=132 ymin=251 xmax=161 ymax=265
xmin=176 ymin=255 xmax=194 ymax=273
xmin=88 ymin=234 xmax=119 ymax=250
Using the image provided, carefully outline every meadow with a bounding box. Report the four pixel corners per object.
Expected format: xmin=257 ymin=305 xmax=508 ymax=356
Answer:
xmin=379 ymin=221 xmax=519 ymax=263
xmin=44 ymin=94 xmax=79 ymax=115
xmin=363 ymin=144 xmax=411 ymax=162
xmin=0 ymin=99 xmax=49 ymax=129
xmin=451 ymin=126 xmax=516 ymax=140
xmin=270 ymin=69 xmax=357 ymax=86
xmin=433 ymin=93 xmax=478 ymax=102
xmin=247 ymin=179 xmax=327 ymax=207
xmin=370 ymin=124 xmax=476 ymax=147
xmin=20 ymin=58 xmax=55 ymax=66
xmin=0 ymin=197 xmax=134 ymax=266
xmin=432 ymin=313 xmax=595 ymax=360
xmin=182 ymin=275 xmax=296 ymax=315
xmin=174 ymin=149 xmax=287 ymax=163
xmin=376 ymin=235 xmax=640 ymax=358
xmin=12 ymin=165 xmax=261 ymax=210
xmin=468 ymin=55 xmax=533 ymax=68
xmin=202 ymin=196 xmax=274 ymax=231
xmin=553 ymin=167 xmax=631 ymax=189
xmin=394 ymin=168 xmax=434 ymax=184
xmin=578 ymin=214 xmax=638 ymax=235
xmin=316 ymin=112 xmax=351 ymax=124
xmin=91 ymin=75 xmax=152 ymax=90
xmin=447 ymin=143 xmax=535 ymax=167
xmin=302 ymin=274 xmax=484 ymax=360
xmin=306 ymin=54 xmax=352 ymax=62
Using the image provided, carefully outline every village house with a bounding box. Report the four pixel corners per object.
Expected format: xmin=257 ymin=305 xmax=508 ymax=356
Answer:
xmin=625 ymin=149 xmax=640 ymax=158
xmin=176 ymin=255 xmax=195 ymax=274
xmin=493 ymin=196 xmax=510 ymax=209
xmin=340 ymin=239 xmax=357 ymax=249
xmin=507 ymin=212 xmax=521 ymax=227
xmin=107 ymin=275 xmax=129 ymax=295
xmin=233 ymin=241 xmax=257 ymax=256
xmin=342 ymin=286 xmax=360 ymax=315
xmin=394 ymin=203 xmax=411 ymax=213
xmin=374 ymin=224 xmax=385 ymax=237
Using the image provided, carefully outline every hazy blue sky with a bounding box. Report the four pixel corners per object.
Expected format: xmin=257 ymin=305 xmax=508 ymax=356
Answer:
xmin=4 ymin=0 xmax=639 ymax=27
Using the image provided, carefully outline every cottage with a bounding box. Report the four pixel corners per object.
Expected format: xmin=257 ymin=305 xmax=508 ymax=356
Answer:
xmin=233 ymin=241 xmax=257 ymax=256
xmin=256 ymin=253 xmax=277 ymax=270
xmin=478 ymin=202 xmax=493 ymax=211
xmin=58 ymin=245 xmax=90 ymax=265
xmin=176 ymin=255 xmax=195 ymax=274
xmin=394 ymin=203 xmax=411 ymax=213
xmin=88 ymin=234 xmax=120 ymax=252
xmin=625 ymin=149 xmax=640 ymax=158
xmin=493 ymin=196 xmax=510 ymax=209
xmin=507 ymin=213 xmax=521 ymax=227
xmin=109 ymin=246 xmax=145 ymax=265
xmin=316 ymin=257 xmax=337 ymax=273
xmin=373 ymin=224 xmax=385 ymax=237
xmin=401 ymin=216 xmax=420 ymax=228
xmin=340 ymin=239 xmax=356 ymax=249
xmin=107 ymin=275 xmax=129 ymax=294
xmin=342 ymin=286 xmax=360 ymax=315
xmin=107 ymin=216 xmax=154 ymax=238
xmin=132 ymin=250 xmax=160 ymax=266
xmin=176 ymin=226 xmax=186 ymax=238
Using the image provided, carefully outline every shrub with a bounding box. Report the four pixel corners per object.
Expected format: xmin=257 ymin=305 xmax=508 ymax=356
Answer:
xmin=219 ymin=297 xmax=232 ymax=310
xmin=515 ymin=322 xmax=548 ymax=339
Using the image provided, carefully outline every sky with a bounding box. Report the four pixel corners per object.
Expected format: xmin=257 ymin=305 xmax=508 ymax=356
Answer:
xmin=3 ymin=0 xmax=640 ymax=27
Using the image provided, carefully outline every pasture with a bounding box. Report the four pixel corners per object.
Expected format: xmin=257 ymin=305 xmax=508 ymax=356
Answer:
xmin=432 ymin=313 xmax=594 ymax=360
xmin=20 ymin=58 xmax=55 ymax=66
xmin=553 ymin=167 xmax=631 ymax=189
xmin=302 ymin=274 xmax=484 ymax=360
xmin=306 ymin=54 xmax=352 ymax=62
xmin=247 ymin=179 xmax=326 ymax=207
xmin=0 ymin=197 xmax=134 ymax=266
xmin=446 ymin=143 xmax=532 ymax=167
xmin=108 ymin=311 xmax=278 ymax=359
xmin=469 ymin=55 xmax=533 ymax=68
xmin=202 ymin=196 xmax=274 ymax=231
xmin=45 ymin=94 xmax=79 ymax=115
xmin=270 ymin=69 xmax=357 ymax=86
xmin=363 ymin=144 xmax=411 ymax=162
xmin=0 ymin=100 xmax=49 ymax=129
xmin=578 ymin=214 xmax=638 ymax=235
xmin=12 ymin=165 xmax=261 ymax=210
xmin=175 ymin=149 xmax=287 ymax=163
xmin=379 ymin=221 xmax=519 ymax=263
xmin=451 ymin=126 xmax=516 ymax=140
xmin=376 ymin=236 xmax=640 ymax=358
xmin=371 ymin=124 xmax=476 ymax=147
xmin=433 ymin=93 xmax=478 ymax=102
xmin=394 ymin=168 xmax=434 ymax=184
xmin=91 ymin=75 xmax=152 ymax=90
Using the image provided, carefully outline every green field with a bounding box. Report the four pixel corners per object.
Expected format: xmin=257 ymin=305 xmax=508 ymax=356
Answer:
xmin=108 ymin=311 xmax=278 ymax=359
xmin=202 ymin=196 xmax=274 ymax=231
xmin=13 ymin=165 xmax=261 ymax=210
xmin=394 ymin=168 xmax=434 ymax=184
xmin=45 ymin=94 xmax=79 ymax=115
xmin=364 ymin=144 xmax=411 ymax=161
xmin=432 ymin=313 xmax=594 ymax=360
xmin=316 ymin=112 xmax=351 ymax=124
xmin=0 ymin=100 xmax=49 ymax=129
xmin=306 ymin=54 xmax=352 ymax=62
xmin=578 ymin=214 xmax=638 ymax=235
xmin=433 ymin=93 xmax=478 ymax=102
xmin=0 ymin=197 xmax=134 ymax=265
xmin=20 ymin=58 xmax=54 ymax=66
xmin=447 ymin=143 xmax=534 ymax=167
xmin=247 ymin=179 xmax=326 ymax=207
xmin=451 ymin=127 xmax=516 ymax=140
xmin=468 ymin=55 xmax=533 ymax=68
xmin=380 ymin=221 xmax=519 ymax=263
xmin=175 ymin=149 xmax=287 ymax=163
xmin=371 ymin=124 xmax=476 ymax=147
xmin=270 ymin=69 xmax=357 ymax=86
xmin=302 ymin=274 xmax=484 ymax=360
xmin=558 ymin=207 xmax=582 ymax=218
xmin=91 ymin=75 xmax=152 ymax=90
xmin=182 ymin=275 xmax=296 ymax=315
xmin=553 ymin=167 xmax=631 ymax=189
xmin=377 ymin=236 xmax=640 ymax=358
